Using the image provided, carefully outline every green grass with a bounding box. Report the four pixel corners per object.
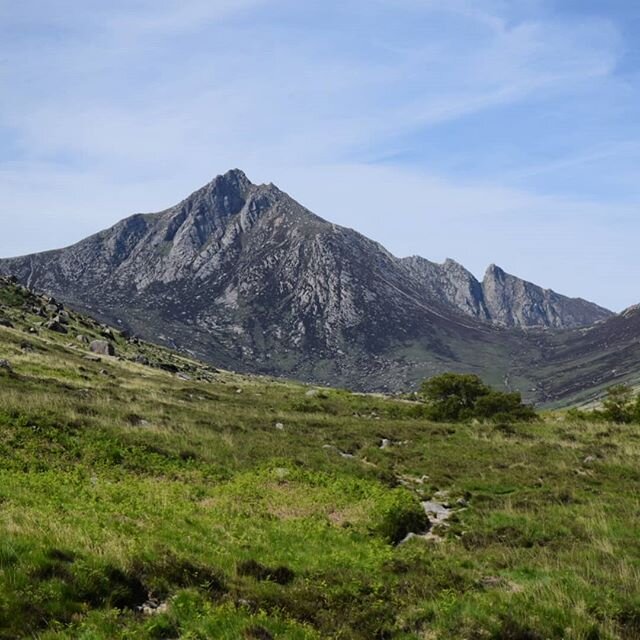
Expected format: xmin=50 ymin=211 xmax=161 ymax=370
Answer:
xmin=0 ymin=280 xmax=639 ymax=638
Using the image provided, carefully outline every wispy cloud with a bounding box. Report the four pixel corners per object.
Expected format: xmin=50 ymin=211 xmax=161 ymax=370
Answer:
xmin=0 ymin=1 xmax=638 ymax=309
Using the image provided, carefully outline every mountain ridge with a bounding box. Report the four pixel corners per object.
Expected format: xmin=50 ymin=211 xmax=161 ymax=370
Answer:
xmin=0 ymin=169 xmax=618 ymax=398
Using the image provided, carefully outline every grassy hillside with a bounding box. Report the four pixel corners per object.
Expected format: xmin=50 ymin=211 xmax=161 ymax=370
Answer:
xmin=0 ymin=278 xmax=639 ymax=639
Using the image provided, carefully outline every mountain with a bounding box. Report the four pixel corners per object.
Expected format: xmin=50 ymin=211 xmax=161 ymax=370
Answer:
xmin=401 ymin=257 xmax=612 ymax=329
xmin=0 ymin=169 xmax=612 ymax=396
xmin=526 ymin=304 xmax=640 ymax=405
xmin=481 ymin=264 xmax=612 ymax=329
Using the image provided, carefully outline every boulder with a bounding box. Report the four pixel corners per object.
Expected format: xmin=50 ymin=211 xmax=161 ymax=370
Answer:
xmin=45 ymin=320 xmax=68 ymax=334
xmin=90 ymin=340 xmax=116 ymax=356
xmin=101 ymin=327 xmax=115 ymax=340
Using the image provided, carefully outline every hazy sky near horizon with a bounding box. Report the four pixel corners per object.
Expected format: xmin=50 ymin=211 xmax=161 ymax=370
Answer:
xmin=1 ymin=0 xmax=639 ymax=310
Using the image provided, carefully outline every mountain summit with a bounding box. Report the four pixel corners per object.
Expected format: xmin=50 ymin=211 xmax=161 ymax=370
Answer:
xmin=0 ymin=170 xmax=612 ymax=393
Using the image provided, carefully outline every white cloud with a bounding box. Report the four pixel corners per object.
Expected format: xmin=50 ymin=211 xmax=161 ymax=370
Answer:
xmin=0 ymin=1 xmax=637 ymax=311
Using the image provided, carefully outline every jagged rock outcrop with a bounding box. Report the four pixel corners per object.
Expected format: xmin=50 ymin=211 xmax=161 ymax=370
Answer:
xmin=481 ymin=264 xmax=611 ymax=329
xmin=401 ymin=257 xmax=490 ymax=321
xmin=0 ymin=169 xmax=613 ymax=393
xmin=402 ymin=258 xmax=611 ymax=330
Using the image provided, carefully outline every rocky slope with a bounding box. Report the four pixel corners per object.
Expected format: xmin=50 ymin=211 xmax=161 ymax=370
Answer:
xmin=401 ymin=257 xmax=611 ymax=329
xmin=0 ymin=169 xmax=612 ymax=395
xmin=526 ymin=303 xmax=640 ymax=405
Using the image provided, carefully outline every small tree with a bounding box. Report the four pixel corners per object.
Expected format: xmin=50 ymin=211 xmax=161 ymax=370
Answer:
xmin=420 ymin=372 xmax=537 ymax=423
xmin=420 ymin=373 xmax=491 ymax=421
xmin=602 ymin=385 xmax=634 ymax=424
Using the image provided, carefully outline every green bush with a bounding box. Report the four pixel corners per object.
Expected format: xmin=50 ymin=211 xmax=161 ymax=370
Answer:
xmin=419 ymin=373 xmax=536 ymax=423
xmin=373 ymin=489 xmax=429 ymax=544
xmin=602 ymin=384 xmax=635 ymax=423
xmin=571 ymin=384 xmax=640 ymax=424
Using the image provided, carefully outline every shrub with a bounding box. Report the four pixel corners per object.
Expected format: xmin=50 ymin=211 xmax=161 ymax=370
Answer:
xmin=421 ymin=373 xmax=490 ymax=421
xmin=374 ymin=489 xmax=429 ymax=544
xmin=474 ymin=391 xmax=537 ymax=422
xmin=419 ymin=373 xmax=537 ymax=423
xmin=602 ymin=384 xmax=634 ymax=423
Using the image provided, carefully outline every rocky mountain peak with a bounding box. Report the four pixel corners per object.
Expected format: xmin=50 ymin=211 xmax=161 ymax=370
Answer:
xmin=172 ymin=168 xmax=254 ymax=222
xmin=0 ymin=168 xmax=617 ymax=394
xmin=481 ymin=264 xmax=611 ymax=329
xmin=484 ymin=263 xmax=505 ymax=281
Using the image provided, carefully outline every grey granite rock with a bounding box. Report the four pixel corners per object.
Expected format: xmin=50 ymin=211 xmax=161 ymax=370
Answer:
xmin=0 ymin=170 xmax=614 ymax=394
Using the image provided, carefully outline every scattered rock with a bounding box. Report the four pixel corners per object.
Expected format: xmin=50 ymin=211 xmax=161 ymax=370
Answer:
xmin=134 ymin=354 xmax=150 ymax=365
xmin=177 ymin=372 xmax=191 ymax=381
xmin=0 ymin=318 xmax=13 ymax=328
xmin=83 ymin=355 xmax=102 ymax=362
xmin=380 ymin=438 xmax=391 ymax=449
xmin=479 ymin=576 xmax=523 ymax=593
xmin=275 ymin=422 xmax=285 ymax=430
xmin=76 ymin=334 xmax=90 ymax=344
xmin=0 ymin=359 xmax=11 ymax=370
xmin=305 ymin=389 xmax=319 ymax=397
xmin=90 ymin=340 xmax=116 ymax=356
xmin=56 ymin=311 xmax=70 ymax=324
xmin=101 ymin=327 xmax=115 ymax=340
xmin=45 ymin=319 xmax=68 ymax=334
xmin=583 ymin=455 xmax=597 ymax=464
xmin=138 ymin=599 xmax=169 ymax=616
xmin=479 ymin=576 xmax=504 ymax=589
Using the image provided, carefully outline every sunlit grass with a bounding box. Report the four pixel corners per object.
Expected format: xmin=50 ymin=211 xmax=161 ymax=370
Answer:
xmin=0 ymin=288 xmax=639 ymax=638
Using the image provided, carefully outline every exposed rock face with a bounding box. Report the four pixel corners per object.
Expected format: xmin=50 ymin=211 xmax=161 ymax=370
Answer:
xmin=0 ymin=169 xmax=612 ymax=393
xmin=402 ymin=258 xmax=611 ymax=329
xmin=481 ymin=264 xmax=611 ymax=329
xmin=401 ymin=257 xmax=490 ymax=321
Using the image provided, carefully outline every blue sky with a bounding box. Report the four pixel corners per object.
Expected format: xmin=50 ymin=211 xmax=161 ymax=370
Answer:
xmin=1 ymin=0 xmax=639 ymax=310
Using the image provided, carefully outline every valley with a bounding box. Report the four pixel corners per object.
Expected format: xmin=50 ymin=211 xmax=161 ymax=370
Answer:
xmin=0 ymin=276 xmax=638 ymax=639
